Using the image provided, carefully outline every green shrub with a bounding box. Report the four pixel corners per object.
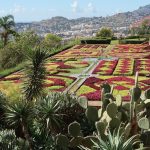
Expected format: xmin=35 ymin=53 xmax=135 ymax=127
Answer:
xmin=81 ymin=39 xmax=111 ymax=44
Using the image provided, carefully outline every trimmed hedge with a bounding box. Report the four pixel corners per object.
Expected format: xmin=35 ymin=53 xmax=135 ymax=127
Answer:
xmin=81 ymin=39 xmax=111 ymax=44
xmin=119 ymin=38 xmax=147 ymax=44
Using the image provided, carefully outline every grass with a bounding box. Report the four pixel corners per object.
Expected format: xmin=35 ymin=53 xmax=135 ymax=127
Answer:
xmin=0 ymin=62 xmax=25 ymax=78
xmin=111 ymin=40 xmax=119 ymax=45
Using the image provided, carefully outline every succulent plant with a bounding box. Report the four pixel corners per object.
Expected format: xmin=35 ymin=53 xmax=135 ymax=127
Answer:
xmin=95 ymin=121 xmax=107 ymax=135
xmin=85 ymin=106 xmax=98 ymax=122
xmin=56 ymin=134 xmax=69 ymax=149
xmin=106 ymin=102 xmax=118 ymax=118
xmin=68 ymin=121 xmax=81 ymax=137
xmin=101 ymin=83 xmax=111 ymax=94
xmin=78 ymin=96 xmax=88 ymax=109
xmin=138 ymin=117 xmax=150 ymax=130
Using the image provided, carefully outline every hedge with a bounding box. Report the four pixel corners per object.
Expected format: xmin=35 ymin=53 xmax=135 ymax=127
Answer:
xmin=119 ymin=38 xmax=147 ymax=44
xmin=81 ymin=39 xmax=111 ymax=44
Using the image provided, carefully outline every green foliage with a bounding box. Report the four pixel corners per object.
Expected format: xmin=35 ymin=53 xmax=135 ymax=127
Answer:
xmin=42 ymin=33 xmax=62 ymax=50
xmin=80 ymin=127 xmax=139 ymax=150
xmin=68 ymin=121 xmax=81 ymax=137
xmin=37 ymin=94 xmax=62 ymax=133
xmin=5 ymin=100 xmax=34 ymax=127
xmin=23 ymin=47 xmax=48 ymax=101
xmin=138 ymin=117 xmax=149 ymax=130
xmin=106 ymin=102 xmax=118 ymax=118
xmin=56 ymin=134 xmax=69 ymax=149
xmin=96 ymin=27 xmax=113 ymax=38
xmin=86 ymin=107 xmax=98 ymax=122
xmin=0 ymin=15 xmax=16 ymax=46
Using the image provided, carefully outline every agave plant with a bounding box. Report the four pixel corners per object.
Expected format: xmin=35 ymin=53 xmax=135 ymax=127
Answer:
xmin=80 ymin=126 xmax=139 ymax=150
xmin=36 ymin=94 xmax=63 ymax=134
xmin=5 ymin=100 xmax=35 ymax=150
xmin=23 ymin=46 xmax=48 ymax=101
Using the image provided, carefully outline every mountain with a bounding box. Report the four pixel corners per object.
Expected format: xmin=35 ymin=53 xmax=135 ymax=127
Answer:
xmin=16 ymin=4 xmax=150 ymax=38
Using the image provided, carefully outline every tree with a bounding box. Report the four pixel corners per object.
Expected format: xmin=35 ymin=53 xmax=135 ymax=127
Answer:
xmin=96 ymin=27 xmax=113 ymax=38
xmin=0 ymin=15 xmax=16 ymax=46
xmin=43 ymin=33 xmax=62 ymax=49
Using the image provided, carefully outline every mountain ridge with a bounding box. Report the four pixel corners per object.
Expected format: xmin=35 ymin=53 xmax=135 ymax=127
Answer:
xmin=16 ymin=4 xmax=150 ymax=38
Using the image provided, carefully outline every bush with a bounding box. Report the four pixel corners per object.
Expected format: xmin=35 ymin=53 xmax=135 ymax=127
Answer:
xmin=119 ymin=38 xmax=147 ymax=44
xmin=81 ymin=39 xmax=111 ymax=44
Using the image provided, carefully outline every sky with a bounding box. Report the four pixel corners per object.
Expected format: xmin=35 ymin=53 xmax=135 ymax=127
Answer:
xmin=0 ymin=0 xmax=150 ymax=22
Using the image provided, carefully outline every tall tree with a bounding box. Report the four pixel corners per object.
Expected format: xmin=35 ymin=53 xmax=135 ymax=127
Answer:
xmin=0 ymin=15 xmax=16 ymax=46
xmin=96 ymin=28 xmax=113 ymax=38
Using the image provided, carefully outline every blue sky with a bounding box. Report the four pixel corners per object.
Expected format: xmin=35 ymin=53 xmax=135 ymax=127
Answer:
xmin=0 ymin=0 xmax=150 ymax=22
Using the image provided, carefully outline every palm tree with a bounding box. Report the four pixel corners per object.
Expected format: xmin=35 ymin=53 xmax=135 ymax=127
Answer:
xmin=5 ymin=100 xmax=35 ymax=150
xmin=23 ymin=47 xmax=48 ymax=101
xmin=0 ymin=15 xmax=16 ymax=46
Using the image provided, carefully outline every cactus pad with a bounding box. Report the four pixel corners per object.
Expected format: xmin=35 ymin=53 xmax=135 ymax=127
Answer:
xmin=68 ymin=121 xmax=81 ymax=137
xmin=85 ymin=106 xmax=98 ymax=122
xmin=106 ymin=102 xmax=118 ymax=118
xmin=138 ymin=117 xmax=149 ymax=130
xmin=56 ymin=134 xmax=69 ymax=148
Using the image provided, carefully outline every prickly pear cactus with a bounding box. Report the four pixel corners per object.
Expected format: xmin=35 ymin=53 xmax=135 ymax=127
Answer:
xmin=56 ymin=134 xmax=69 ymax=149
xmin=106 ymin=102 xmax=118 ymax=118
xmin=78 ymin=96 xmax=88 ymax=109
xmin=70 ymin=136 xmax=84 ymax=148
xmin=101 ymin=83 xmax=111 ymax=94
xmin=138 ymin=117 xmax=150 ymax=130
xmin=131 ymin=86 xmax=141 ymax=102
xmin=68 ymin=121 xmax=81 ymax=137
xmin=109 ymin=117 xmax=121 ymax=130
xmin=85 ymin=106 xmax=98 ymax=122
xmin=95 ymin=121 xmax=107 ymax=135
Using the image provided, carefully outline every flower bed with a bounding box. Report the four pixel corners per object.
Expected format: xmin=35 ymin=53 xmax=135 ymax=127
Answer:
xmin=113 ymin=59 xmax=134 ymax=75
xmin=76 ymin=76 xmax=150 ymax=101
xmin=0 ymin=73 xmax=76 ymax=95
xmin=53 ymin=44 xmax=107 ymax=59
xmin=135 ymin=59 xmax=150 ymax=76
xmin=45 ymin=60 xmax=90 ymax=75
xmin=107 ymin=44 xmax=150 ymax=59
xmin=92 ymin=59 xmax=118 ymax=75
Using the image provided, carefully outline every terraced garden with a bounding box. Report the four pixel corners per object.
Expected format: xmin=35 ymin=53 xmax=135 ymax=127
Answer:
xmin=0 ymin=43 xmax=150 ymax=106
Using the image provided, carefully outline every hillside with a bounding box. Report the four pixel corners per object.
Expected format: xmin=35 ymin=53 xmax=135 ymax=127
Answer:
xmin=16 ymin=4 xmax=150 ymax=38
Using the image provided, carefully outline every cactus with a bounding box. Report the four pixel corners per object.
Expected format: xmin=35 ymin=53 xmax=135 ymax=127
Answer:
xmin=56 ymin=134 xmax=69 ymax=148
xmin=131 ymin=86 xmax=142 ymax=102
xmin=68 ymin=121 xmax=81 ymax=137
xmin=104 ymin=93 xmax=115 ymax=101
xmin=145 ymin=89 xmax=150 ymax=99
xmin=101 ymin=83 xmax=111 ymax=94
xmin=85 ymin=106 xmax=98 ymax=122
xmin=95 ymin=121 xmax=107 ymax=135
xmin=82 ymin=136 xmax=98 ymax=148
xmin=70 ymin=136 xmax=84 ymax=148
xmin=109 ymin=117 xmax=121 ymax=130
xmin=78 ymin=96 xmax=88 ymax=109
xmin=106 ymin=102 xmax=118 ymax=118
xmin=138 ymin=117 xmax=149 ymax=130
xmin=124 ymin=123 xmax=131 ymax=138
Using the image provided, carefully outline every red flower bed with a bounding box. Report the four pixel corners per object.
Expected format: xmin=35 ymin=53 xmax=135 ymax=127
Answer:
xmin=92 ymin=60 xmax=118 ymax=75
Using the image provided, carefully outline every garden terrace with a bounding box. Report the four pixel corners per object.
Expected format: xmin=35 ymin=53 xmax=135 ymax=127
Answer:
xmin=0 ymin=43 xmax=150 ymax=106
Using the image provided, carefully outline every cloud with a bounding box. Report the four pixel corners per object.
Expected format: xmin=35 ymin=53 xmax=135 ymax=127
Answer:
xmin=86 ymin=2 xmax=96 ymax=13
xmin=9 ymin=4 xmax=26 ymax=14
xmin=71 ymin=0 xmax=80 ymax=13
